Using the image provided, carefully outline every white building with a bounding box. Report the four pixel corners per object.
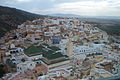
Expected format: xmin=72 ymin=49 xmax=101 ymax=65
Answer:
xmin=5 ymin=47 xmax=24 ymax=56
xmin=114 ymin=43 xmax=120 ymax=48
xmin=49 ymin=26 xmax=60 ymax=33
xmin=28 ymin=54 xmax=43 ymax=61
xmin=10 ymin=44 xmax=15 ymax=49
xmin=59 ymin=39 xmax=69 ymax=53
xmin=17 ymin=61 xmax=36 ymax=72
xmin=49 ymin=69 xmax=70 ymax=77
xmin=37 ymin=75 xmax=49 ymax=80
xmin=90 ymin=27 xmax=99 ymax=34
xmin=73 ymin=43 xmax=105 ymax=54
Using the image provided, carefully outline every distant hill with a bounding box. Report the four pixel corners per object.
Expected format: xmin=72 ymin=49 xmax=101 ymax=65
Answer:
xmin=48 ymin=13 xmax=84 ymax=18
xmin=49 ymin=13 xmax=120 ymax=19
xmin=0 ymin=6 xmax=45 ymax=37
xmin=49 ymin=13 xmax=120 ymax=37
xmin=79 ymin=18 xmax=120 ymax=38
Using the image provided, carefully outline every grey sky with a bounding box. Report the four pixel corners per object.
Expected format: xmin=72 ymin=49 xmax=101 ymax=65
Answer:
xmin=0 ymin=0 xmax=120 ymax=16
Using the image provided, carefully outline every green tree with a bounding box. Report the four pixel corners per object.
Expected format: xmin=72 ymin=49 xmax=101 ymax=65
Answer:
xmin=0 ymin=64 xmax=5 ymax=78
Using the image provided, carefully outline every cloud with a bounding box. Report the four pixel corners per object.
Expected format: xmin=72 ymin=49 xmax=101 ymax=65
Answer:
xmin=0 ymin=0 xmax=33 ymax=4
xmin=49 ymin=0 xmax=55 ymax=2
xmin=16 ymin=0 xmax=32 ymax=2
xmin=40 ymin=0 xmax=120 ymax=16
xmin=0 ymin=0 xmax=120 ymax=16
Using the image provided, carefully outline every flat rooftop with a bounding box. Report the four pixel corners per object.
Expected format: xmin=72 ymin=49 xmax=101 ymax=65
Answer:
xmin=43 ymin=52 xmax=65 ymax=60
xmin=24 ymin=43 xmax=61 ymax=57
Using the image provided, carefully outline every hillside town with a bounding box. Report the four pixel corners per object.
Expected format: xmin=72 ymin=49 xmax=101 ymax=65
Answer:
xmin=0 ymin=17 xmax=120 ymax=80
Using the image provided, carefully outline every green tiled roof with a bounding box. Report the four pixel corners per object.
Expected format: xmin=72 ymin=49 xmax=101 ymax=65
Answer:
xmin=24 ymin=45 xmax=46 ymax=55
xmin=24 ymin=44 xmax=60 ymax=56
xmin=43 ymin=52 xmax=64 ymax=60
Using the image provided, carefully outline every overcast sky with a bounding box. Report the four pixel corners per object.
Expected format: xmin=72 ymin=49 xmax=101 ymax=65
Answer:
xmin=0 ymin=0 xmax=120 ymax=16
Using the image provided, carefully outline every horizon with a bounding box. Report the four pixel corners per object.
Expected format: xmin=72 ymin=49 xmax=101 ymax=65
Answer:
xmin=0 ymin=0 xmax=120 ymax=16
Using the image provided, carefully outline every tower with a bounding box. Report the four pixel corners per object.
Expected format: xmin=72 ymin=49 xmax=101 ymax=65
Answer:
xmin=10 ymin=44 xmax=15 ymax=49
xmin=67 ymin=40 xmax=73 ymax=56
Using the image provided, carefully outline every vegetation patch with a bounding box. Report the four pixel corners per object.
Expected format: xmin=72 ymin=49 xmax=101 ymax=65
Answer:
xmin=0 ymin=64 xmax=5 ymax=78
xmin=6 ymin=59 xmax=16 ymax=68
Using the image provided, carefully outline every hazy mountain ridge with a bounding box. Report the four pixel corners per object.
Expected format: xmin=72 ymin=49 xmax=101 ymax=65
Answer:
xmin=48 ymin=13 xmax=84 ymax=18
xmin=0 ymin=6 xmax=45 ymax=37
xmin=49 ymin=13 xmax=120 ymax=19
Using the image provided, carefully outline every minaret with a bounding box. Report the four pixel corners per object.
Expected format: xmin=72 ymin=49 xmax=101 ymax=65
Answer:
xmin=67 ymin=40 xmax=73 ymax=56
xmin=10 ymin=44 xmax=15 ymax=49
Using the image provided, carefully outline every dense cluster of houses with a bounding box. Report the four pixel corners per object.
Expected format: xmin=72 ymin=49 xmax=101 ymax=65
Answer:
xmin=0 ymin=17 xmax=120 ymax=80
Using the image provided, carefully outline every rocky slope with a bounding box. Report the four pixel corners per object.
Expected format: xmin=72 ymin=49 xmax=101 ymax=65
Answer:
xmin=0 ymin=6 xmax=45 ymax=37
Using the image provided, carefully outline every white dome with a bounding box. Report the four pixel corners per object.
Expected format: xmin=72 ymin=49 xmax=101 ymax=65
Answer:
xmin=10 ymin=44 xmax=15 ymax=49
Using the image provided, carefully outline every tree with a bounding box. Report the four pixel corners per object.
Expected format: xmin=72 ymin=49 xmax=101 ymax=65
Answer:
xmin=21 ymin=58 xmax=25 ymax=62
xmin=0 ymin=64 xmax=5 ymax=78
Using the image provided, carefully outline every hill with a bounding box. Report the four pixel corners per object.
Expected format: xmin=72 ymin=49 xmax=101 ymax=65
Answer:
xmin=49 ymin=13 xmax=120 ymax=19
xmin=0 ymin=6 xmax=120 ymax=39
xmin=49 ymin=14 xmax=120 ymax=36
xmin=80 ymin=18 xmax=120 ymax=36
xmin=48 ymin=13 xmax=84 ymax=18
xmin=79 ymin=18 xmax=120 ymax=41
xmin=0 ymin=6 xmax=45 ymax=37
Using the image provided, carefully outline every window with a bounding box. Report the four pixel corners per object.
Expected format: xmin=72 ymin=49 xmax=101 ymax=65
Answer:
xmin=30 ymin=64 xmax=32 ymax=66
xmin=84 ymin=50 xmax=85 ymax=52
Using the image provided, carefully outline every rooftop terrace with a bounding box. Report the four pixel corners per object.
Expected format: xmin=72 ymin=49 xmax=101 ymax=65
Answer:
xmin=24 ymin=43 xmax=61 ymax=57
xmin=43 ymin=52 xmax=65 ymax=60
